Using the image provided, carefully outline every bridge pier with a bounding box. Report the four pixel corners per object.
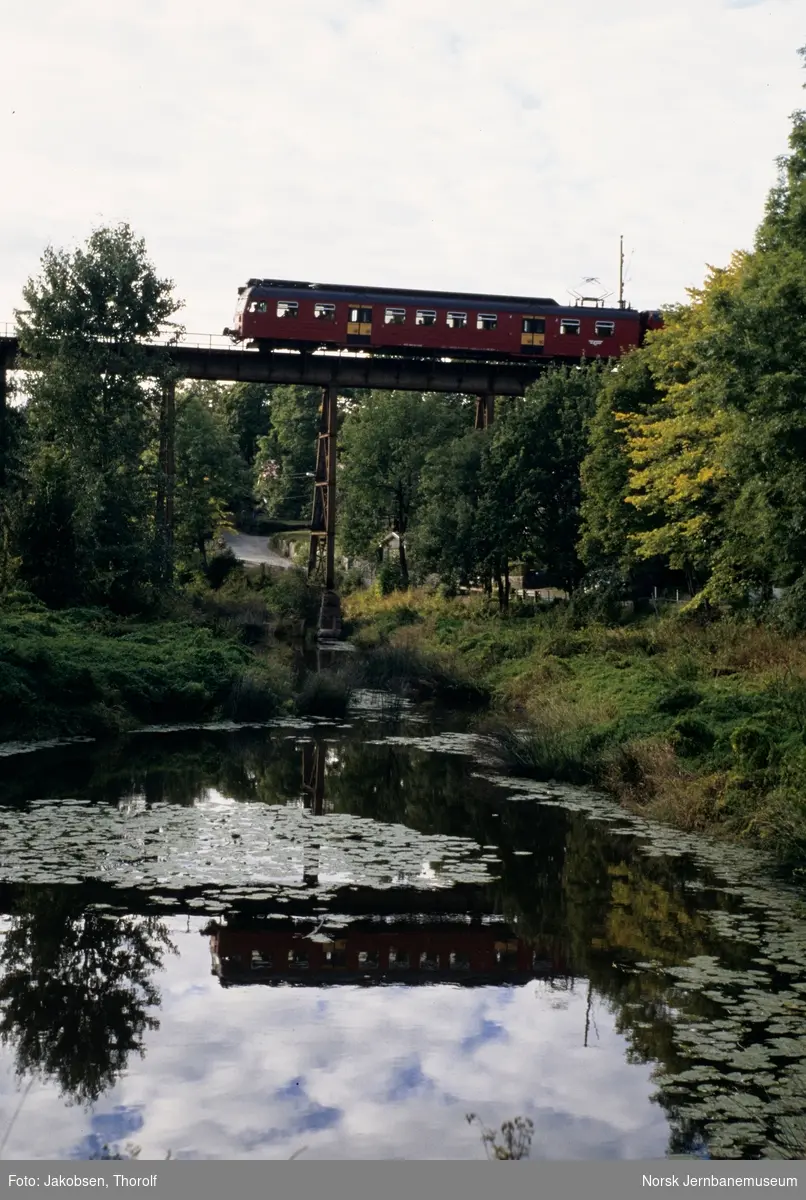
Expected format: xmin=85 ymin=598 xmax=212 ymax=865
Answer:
xmin=307 ymin=385 xmax=342 ymax=638
xmin=474 ymin=391 xmax=495 ymax=430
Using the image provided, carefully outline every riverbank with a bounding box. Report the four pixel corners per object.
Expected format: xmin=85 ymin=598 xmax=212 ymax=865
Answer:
xmin=0 ymin=598 xmax=293 ymax=741
xmin=343 ymin=589 xmax=806 ymax=869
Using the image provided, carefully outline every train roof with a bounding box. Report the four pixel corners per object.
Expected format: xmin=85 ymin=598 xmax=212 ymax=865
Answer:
xmin=242 ymin=278 xmax=641 ymax=318
xmin=244 ymin=276 xmax=563 ymax=306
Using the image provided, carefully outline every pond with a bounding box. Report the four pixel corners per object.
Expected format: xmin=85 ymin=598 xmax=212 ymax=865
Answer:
xmin=0 ymin=697 xmax=805 ymax=1160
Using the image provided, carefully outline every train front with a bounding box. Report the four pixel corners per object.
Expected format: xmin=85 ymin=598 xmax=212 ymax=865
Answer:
xmin=223 ymin=282 xmax=254 ymax=341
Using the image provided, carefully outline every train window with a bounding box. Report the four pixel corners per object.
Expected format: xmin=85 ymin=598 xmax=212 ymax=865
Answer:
xmin=249 ymin=300 xmax=267 ymax=313
xmin=560 ymin=319 xmax=580 ymax=335
xmin=358 ymin=949 xmax=379 ymax=968
xmin=389 ymin=948 xmax=410 ymax=968
xmin=288 ymin=949 xmax=309 ymax=968
xmin=419 ymin=951 xmax=440 ymax=970
xmin=477 ymin=313 xmax=498 ymax=331
xmin=415 ymin=309 xmax=437 ymax=326
xmin=449 ymin=952 xmax=470 ymax=970
xmin=522 ymin=318 xmax=545 ymax=334
xmin=446 ymin=312 xmax=467 ymax=329
xmin=314 ymin=303 xmax=336 ymax=320
xmin=385 ymin=307 xmax=406 ymax=325
xmin=277 ymin=301 xmax=298 ymax=319
xmin=594 ymin=320 xmax=615 ymax=337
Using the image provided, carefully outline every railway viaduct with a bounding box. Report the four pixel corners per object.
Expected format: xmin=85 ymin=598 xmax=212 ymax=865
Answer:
xmin=0 ymin=331 xmax=546 ymax=636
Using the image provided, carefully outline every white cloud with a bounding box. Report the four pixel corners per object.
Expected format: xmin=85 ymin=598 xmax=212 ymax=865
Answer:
xmin=0 ymin=924 xmax=669 ymax=1159
xmin=1 ymin=0 xmax=804 ymax=333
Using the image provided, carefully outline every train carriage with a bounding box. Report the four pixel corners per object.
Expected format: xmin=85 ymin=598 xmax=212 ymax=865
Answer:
xmin=225 ymin=277 xmax=659 ymax=362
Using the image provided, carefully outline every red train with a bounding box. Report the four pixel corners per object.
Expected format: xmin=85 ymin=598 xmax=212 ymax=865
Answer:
xmin=224 ymin=277 xmax=663 ymax=362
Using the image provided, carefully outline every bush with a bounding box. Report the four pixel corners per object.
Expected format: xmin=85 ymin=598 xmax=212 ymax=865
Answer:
xmin=295 ymin=670 xmax=353 ymax=718
xmin=730 ymin=721 xmax=775 ymax=771
xmin=670 ymin=715 xmax=715 ymax=757
xmin=655 ymin=684 xmax=702 ymax=715
xmin=485 ymin=724 xmax=599 ymax=784
xmin=205 ymin=549 xmax=240 ymax=590
xmin=223 ymin=668 xmax=282 ymax=721
xmin=376 ymin=559 xmax=406 ymax=595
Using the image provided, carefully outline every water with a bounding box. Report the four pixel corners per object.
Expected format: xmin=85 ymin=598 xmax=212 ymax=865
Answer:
xmin=0 ymin=706 xmax=805 ymax=1161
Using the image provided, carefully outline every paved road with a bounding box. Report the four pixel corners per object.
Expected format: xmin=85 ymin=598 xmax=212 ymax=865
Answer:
xmin=221 ymin=531 xmax=295 ymax=569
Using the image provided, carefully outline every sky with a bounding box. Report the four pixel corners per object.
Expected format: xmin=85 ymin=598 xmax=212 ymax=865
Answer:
xmin=0 ymin=920 xmax=670 ymax=1160
xmin=1 ymin=0 xmax=805 ymax=336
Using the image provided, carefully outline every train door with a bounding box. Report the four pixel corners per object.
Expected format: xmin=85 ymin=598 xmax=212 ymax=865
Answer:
xmin=347 ymin=304 xmax=373 ymax=345
xmin=521 ymin=317 xmax=545 ymax=354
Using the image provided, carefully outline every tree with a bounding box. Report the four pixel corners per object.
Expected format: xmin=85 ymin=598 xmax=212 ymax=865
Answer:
xmin=611 ymin=48 xmax=806 ymax=607
xmin=578 ymin=353 xmax=661 ymax=590
xmin=338 ymin=390 xmax=468 ymax=587
xmin=484 ymin=365 xmax=602 ymax=595
xmin=253 ymin=385 xmax=322 ymax=521
xmin=211 ymin=381 xmax=272 ymax=467
xmin=13 ymin=223 xmax=182 ymax=609
xmin=412 ymin=430 xmax=488 ymax=587
xmin=174 ymin=383 xmax=250 ymax=567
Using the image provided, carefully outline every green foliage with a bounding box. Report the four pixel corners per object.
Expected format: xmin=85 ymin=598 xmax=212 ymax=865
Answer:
xmin=0 ymin=602 xmax=290 ymax=740
xmin=339 ymin=389 xmax=468 ymax=586
xmin=253 ymin=385 xmax=321 ymax=521
xmin=655 ymin=684 xmax=702 ymax=715
xmin=485 ymin=723 xmax=599 ymax=784
xmin=669 ymin=715 xmax=715 ymax=757
xmin=376 ymin=557 xmax=406 ymax=595
xmin=295 ymin=669 xmax=354 ymax=718
xmin=12 ymin=223 xmax=182 ymax=609
xmin=211 ymin=382 xmax=272 ymax=467
xmin=730 ymin=722 xmax=775 ymax=771
xmin=173 ymin=383 xmax=250 ymax=566
xmin=204 ymin=548 xmax=240 ymax=590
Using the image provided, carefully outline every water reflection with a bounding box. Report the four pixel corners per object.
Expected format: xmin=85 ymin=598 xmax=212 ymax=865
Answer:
xmin=0 ymin=891 xmax=174 ymax=1106
xmin=0 ymin=722 xmax=804 ymax=1159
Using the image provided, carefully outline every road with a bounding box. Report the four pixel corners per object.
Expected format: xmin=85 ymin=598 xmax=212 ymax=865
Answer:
xmin=221 ymin=531 xmax=296 ymax=569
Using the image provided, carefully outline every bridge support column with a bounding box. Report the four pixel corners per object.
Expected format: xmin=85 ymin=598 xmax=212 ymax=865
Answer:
xmin=307 ymin=385 xmax=342 ymax=638
xmin=474 ymin=392 xmax=495 ymax=430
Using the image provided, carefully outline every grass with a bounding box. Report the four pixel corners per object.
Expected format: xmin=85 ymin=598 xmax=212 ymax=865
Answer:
xmin=349 ymin=644 xmax=490 ymax=706
xmin=343 ymin=588 xmax=806 ymax=868
xmin=0 ymin=595 xmax=292 ymax=741
xmin=295 ymin=670 xmax=354 ymax=719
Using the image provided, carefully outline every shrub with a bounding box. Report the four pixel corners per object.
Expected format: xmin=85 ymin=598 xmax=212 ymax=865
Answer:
xmin=655 ymin=684 xmax=702 ymax=715
xmin=376 ymin=559 xmax=406 ymax=595
xmin=205 ymin=549 xmax=240 ymax=590
xmin=670 ymin=715 xmax=715 ymax=757
xmin=485 ymin=724 xmax=599 ymax=784
xmin=295 ymin=670 xmax=353 ymax=718
xmin=223 ymin=668 xmax=282 ymax=722
xmin=730 ymin=721 xmax=774 ymax=771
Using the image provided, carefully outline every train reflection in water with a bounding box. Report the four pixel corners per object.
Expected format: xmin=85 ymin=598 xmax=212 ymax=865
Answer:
xmin=208 ymin=919 xmax=574 ymax=988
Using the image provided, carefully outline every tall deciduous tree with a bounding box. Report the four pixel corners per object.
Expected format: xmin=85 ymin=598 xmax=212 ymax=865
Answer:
xmin=174 ymin=383 xmax=250 ymax=567
xmin=13 ymin=223 xmax=182 ymax=608
xmin=253 ymin=385 xmax=322 ymax=521
xmin=578 ymin=353 xmax=660 ymax=589
xmin=212 ymin=381 xmax=273 ymax=467
xmin=485 ymin=365 xmax=602 ymax=595
xmin=338 ymin=390 xmax=468 ymax=587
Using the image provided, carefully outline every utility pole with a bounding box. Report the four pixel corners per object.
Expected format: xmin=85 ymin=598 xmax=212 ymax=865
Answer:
xmin=618 ymin=235 xmax=625 ymax=310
